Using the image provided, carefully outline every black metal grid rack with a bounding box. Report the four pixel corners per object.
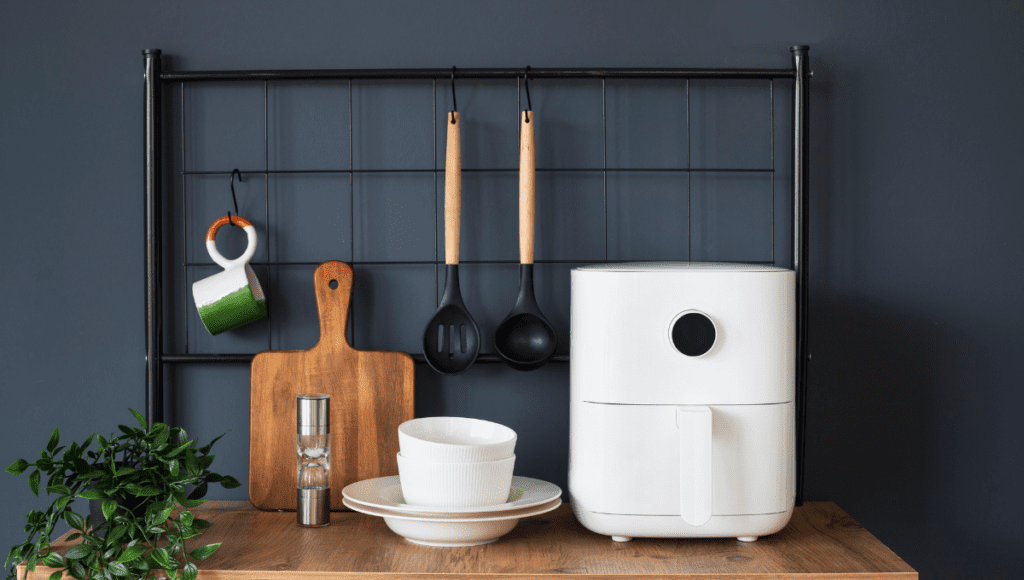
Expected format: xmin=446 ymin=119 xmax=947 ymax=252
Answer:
xmin=143 ymin=47 xmax=811 ymax=500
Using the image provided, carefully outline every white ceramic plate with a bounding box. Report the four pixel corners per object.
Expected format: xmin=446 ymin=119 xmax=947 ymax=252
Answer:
xmin=342 ymin=475 xmax=561 ymax=515
xmin=342 ymin=497 xmax=562 ymax=547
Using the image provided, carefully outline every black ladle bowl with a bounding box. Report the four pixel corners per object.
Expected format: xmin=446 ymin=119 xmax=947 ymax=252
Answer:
xmin=494 ymin=264 xmax=557 ymax=371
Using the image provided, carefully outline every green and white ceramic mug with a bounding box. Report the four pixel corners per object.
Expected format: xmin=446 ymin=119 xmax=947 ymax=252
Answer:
xmin=192 ymin=215 xmax=267 ymax=335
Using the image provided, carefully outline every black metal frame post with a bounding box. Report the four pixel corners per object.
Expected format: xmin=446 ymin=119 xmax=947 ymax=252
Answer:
xmin=792 ymin=45 xmax=810 ymax=506
xmin=144 ymin=49 xmax=163 ymax=427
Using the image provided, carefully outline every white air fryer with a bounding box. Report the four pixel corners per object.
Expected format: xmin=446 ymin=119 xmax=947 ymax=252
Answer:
xmin=569 ymin=263 xmax=795 ymax=542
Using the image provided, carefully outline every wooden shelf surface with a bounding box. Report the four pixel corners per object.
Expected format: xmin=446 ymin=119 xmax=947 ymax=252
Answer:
xmin=20 ymin=501 xmax=916 ymax=579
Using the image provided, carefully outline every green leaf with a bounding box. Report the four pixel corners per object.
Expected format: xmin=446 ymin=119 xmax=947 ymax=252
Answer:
xmin=48 ymin=571 xmax=63 ymax=580
xmin=149 ymin=547 xmax=172 ymax=571
xmin=70 ymin=559 xmax=86 ymax=578
xmin=116 ymin=544 xmax=147 ymax=563
xmin=5 ymin=545 xmax=17 ymax=568
xmin=6 ymin=458 xmax=29 ymax=475
xmin=108 ymin=561 xmax=128 ymax=576
xmin=65 ymin=510 xmax=85 ymax=531
xmin=188 ymin=543 xmax=221 ymax=561
xmin=45 ymin=484 xmax=72 ymax=496
xmin=156 ymin=506 xmax=173 ymax=524
xmin=47 ymin=426 xmax=60 ymax=454
xmin=42 ymin=552 xmax=64 ymax=567
xmin=55 ymin=495 xmax=72 ymax=512
xmin=152 ymin=430 xmax=170 ymax=451
xmin=180 ymin=528 xmax=202 ymax=541
xmin=130 ymin=409 xmax=147 ymax=429
xmin=167 ymin=441 xmax=193 ymax=458
xmin=179 ymin=510 xmax=193 ymax=527
xmin=187 ymin=482 xmax=208 ymax=500
xmin=77 ymin=488 xmax=105 ymax=500
xmin=198 ymin=432 xmax=226 ymax=454
xmin=219 ymin=476 xmax=241 ymax=489
xmin=198 ymin=455 xmax=214 ymax=470
xmin=107 ymin=525 xmax=127 ymax=544
xmin=180 ymin=498 xmax=205 ymax=509
xmin=64 ymin=544 xmax=92 ymax=560
xmin=167 ymin=459 xmax=179 ymax=475
xmin=192 ymin=518 xmax=212 ymax=530
xmin=134 ymin=485 xmax=163 ymax=497
xmin=114 ymin=466 xmax=135 ymax=477
xmin=29 ymin=470 xmax=41 ymax=496
xmin=184 ymin=452 xmax=200 ymax=475
xmin=183 ymin=561 xmax=198 ymax=580
xmin=101 ymin=499 xmax=118 ymax=521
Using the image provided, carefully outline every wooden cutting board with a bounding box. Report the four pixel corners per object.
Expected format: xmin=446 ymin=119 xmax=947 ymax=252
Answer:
xmin=249 ymin=261 xmax=414 ymax=511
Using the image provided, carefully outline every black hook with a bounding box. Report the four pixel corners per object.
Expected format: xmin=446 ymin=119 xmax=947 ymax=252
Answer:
xmin=451 ymin=66 xmax=457 ymax=124
xmin=228 ymin=169 xmax=242 ymax=226
xmin=523 ymin=65 xmax=532 ymax=122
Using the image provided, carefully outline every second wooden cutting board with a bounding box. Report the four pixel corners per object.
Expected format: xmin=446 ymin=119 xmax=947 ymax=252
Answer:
xmin=249 ymin=261 xmax=414 ymax=511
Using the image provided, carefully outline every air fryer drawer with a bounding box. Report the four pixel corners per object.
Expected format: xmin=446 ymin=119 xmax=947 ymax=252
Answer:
xmin=570 ymin=402 xmax=793 ymax=516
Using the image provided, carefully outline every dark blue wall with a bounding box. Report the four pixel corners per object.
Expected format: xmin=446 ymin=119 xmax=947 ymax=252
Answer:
xmin=2 ymin=2 xmax=1021 ymax=579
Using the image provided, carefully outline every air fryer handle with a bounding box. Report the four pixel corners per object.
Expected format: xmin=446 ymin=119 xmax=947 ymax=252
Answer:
xmin=676 ymin=406 xmax=713 ymax=526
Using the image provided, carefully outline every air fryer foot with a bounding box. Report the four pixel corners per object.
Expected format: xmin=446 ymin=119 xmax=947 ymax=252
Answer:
xmin=737 ymin=536 xmax=758 ymax=542
xmin=611 ymin=535 xmax=632 ymax=542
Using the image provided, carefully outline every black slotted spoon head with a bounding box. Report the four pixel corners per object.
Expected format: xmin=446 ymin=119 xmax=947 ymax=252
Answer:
xmin=423 ymin=112 xmax=480 ymax=374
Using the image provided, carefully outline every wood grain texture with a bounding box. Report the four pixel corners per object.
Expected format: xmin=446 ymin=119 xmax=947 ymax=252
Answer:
xmin=519 ymin=110 xmax=535 ymax=265
xmin=444 ymin=111 xmax=460 ymax=265
xmin=206 ymin=214 xmax=253 ymax=241
xmin=249 ymin=261 xmax=414 ymax=511
xmin=21 ymin=502 xmax=917 ymax=579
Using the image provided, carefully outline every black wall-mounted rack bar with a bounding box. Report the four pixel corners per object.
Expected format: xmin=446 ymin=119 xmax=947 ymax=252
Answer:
xmin=143 ymin=47 xmax=811 ymax=502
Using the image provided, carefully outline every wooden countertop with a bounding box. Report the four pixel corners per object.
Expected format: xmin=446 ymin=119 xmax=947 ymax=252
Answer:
xmin=20 ymin=501 xmax=916 ymax=579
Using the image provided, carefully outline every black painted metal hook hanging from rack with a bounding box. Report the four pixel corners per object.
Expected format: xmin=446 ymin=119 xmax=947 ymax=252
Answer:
xmin=227 ymin=169 xmax=241 ymax=226
xmin=450 ymin=66 xmax=457 ymax=123
xmin=523 ymin=65 xmax=532 ymax=121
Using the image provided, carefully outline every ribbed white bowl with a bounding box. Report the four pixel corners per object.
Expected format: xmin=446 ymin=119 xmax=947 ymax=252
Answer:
xmin=397 ymin=453 xmax=515 ymax=508
xmin=398 ymin=417 xmax=516 ymax=463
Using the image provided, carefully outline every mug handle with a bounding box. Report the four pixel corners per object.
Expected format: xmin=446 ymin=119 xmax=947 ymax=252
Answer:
xmin=206 ymin=215 xmax=258 ymax=270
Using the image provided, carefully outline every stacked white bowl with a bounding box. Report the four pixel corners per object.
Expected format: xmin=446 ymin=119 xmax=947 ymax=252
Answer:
xmin=397 ymin=417 xmax=517 ymax=508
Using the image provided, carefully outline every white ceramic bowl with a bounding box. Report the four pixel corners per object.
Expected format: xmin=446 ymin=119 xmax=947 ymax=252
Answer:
xmin=382 ymin=515 xmax=518 ymax=547
xmin=397 ymin=453 xmax=515 ymax=508
xmin=398 ymin=417 xmax=517 ymax=463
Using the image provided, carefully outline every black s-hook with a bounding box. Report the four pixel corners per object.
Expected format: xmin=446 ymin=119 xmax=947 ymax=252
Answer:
xmin=451 ymin=66 xmax=458 ymax=124
xmin=523 ymin=65 xmax=532 ymax=122
xmin=228 ymin=169 xmax=242 ymax=226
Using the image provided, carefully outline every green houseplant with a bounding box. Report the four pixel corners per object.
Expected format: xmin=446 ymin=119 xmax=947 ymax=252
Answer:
xmin=4 ymin=409 xmax=240 ymax=580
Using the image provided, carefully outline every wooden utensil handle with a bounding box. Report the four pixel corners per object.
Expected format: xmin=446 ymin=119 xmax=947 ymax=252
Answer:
xmin=313 ymin=261 xmax=353 ymax=353
xmin=445 ymin=112 xmax=461 ymax=265
xmin=519 ymin=111 xmax=535 ymax=265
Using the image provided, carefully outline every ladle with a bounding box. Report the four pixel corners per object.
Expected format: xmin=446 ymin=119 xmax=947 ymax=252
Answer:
xmin=494 ymin=110 xmax=557 ymax=371
xmin=422 ymin=112 xmax=480 ymax=374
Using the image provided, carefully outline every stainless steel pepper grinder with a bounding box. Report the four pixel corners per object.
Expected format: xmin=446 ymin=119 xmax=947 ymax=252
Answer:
xmin=297 ymin=394 xmax=330 ymax=526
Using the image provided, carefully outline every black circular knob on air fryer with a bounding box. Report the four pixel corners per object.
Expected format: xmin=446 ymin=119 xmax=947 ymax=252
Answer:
xmin=671 ymin=312 xmax=716 ymax=357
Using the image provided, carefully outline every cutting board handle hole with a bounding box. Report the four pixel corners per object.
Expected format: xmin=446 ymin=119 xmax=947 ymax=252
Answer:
xmin=329 ymin=279 xmax=339 ymax=290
